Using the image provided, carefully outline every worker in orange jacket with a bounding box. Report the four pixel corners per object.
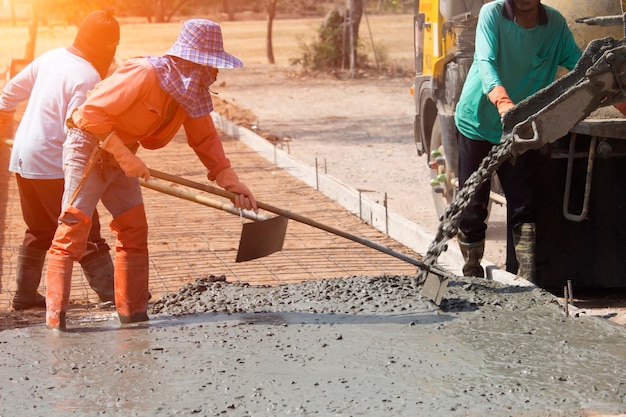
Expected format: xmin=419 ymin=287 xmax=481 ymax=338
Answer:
xmin=46 ymin=19 xmax=257 ymax=331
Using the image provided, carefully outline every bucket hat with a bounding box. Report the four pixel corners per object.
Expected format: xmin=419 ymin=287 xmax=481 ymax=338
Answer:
xmin=165 ymin=19 xmax=243 ymax=68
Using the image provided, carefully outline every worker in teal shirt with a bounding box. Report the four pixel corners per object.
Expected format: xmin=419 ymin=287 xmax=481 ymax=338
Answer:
xmin=453 ymin=0 xmax=581 ymax=280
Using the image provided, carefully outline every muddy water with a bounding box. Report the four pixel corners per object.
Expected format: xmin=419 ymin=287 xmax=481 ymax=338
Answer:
xmin=1 ymin=274 xmax=624 ymax=416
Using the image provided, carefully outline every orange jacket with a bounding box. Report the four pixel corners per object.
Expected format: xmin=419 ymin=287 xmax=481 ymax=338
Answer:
xmin=72 ymin=57 xmax=230 ymax=180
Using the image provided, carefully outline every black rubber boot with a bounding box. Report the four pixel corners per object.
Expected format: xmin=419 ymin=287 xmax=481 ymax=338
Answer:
xmin=79 ymin=246 xmax=115 ymax=302
xmin=12 ymin=246 xmax=47 ymax=310
xmin=458 ymin=233 xmax=485 ymax=278
xmin=513 ymin=223 xmax=536 ymax=283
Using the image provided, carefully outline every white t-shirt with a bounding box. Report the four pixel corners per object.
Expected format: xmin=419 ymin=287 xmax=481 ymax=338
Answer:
xmin=0 ymin=47 xmax=101 ymax=179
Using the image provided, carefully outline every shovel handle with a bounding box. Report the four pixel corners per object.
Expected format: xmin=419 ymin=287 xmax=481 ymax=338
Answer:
xmin=148 ymin=169 xmax=451 ymax=278
xmin=139 ymin=177 xmax=270 ymax=222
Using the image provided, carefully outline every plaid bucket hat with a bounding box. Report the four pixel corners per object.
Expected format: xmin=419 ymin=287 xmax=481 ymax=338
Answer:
xmin=165 ymin=19 xmax=243 ymax=68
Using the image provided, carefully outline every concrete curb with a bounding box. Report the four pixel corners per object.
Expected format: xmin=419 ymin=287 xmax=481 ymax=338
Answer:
xmin=212 ymin=113 xmax=528 ymax=286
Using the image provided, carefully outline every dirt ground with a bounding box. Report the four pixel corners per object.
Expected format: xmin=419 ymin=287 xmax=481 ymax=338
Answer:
xmin=1 ymin=64 xmax=626 ymax=416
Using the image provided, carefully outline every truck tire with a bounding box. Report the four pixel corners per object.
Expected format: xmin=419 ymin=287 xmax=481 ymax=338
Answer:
xmin=429 ymin=117 xmax=456 ymax=219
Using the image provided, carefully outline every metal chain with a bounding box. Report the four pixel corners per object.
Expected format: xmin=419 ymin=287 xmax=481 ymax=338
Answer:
xmin=416 ymin=134 xmax=514 ymax=285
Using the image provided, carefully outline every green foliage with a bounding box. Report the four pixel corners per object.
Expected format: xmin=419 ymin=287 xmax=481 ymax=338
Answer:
xmin=291 ymin=8 xmax=374 ymax=71
xmin=290 ymin=9 xmax=412 ymax=77
xmin=291 ymin=9 xmax=349 ymax=70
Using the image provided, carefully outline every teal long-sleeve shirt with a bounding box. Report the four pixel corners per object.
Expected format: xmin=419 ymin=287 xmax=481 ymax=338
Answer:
xmin=454 ymin=0 xmax=582 ymax=144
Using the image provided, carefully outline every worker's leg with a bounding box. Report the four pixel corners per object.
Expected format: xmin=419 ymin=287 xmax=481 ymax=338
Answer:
xmin=46 ymin=129 xmax=106 ymax=330
xmin=47 ymin=206 xmax=93 ymax=331
xmin=457 ymin=133 xmax=493 ymax=277
xmin=16 ymin=174 xmax=115 ymax=306
xmin=109 ymin=204 xmax=149 ymax=324
xmin=13 ymin=176 xmax=64 ymax=309
xmin=101 ymin=172 xmax=149 ymax=324
xmin=80 ymin=209 xmax=115 ymax=302
xmin=497 ymin=150 xmax=539 ymax=282
xmin=12 ymin=245 xmax=47 ymax=310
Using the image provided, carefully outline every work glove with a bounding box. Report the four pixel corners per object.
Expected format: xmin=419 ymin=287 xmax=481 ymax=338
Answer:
xmin=215 ymin=167 xmax=258 ymax=212
xmin=487 ymin=85 xmax=515 ymax=118
xmin=100 ymin=132 xmax=150 ymax=180
xmin=0 ymin=110 xmax=15 ymax=138
xmin=614 ymin=101 xmax=626 ymax=116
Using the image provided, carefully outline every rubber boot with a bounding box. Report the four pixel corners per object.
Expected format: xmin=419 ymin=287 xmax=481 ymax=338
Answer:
xmin=114 ymin=251 xmax=149 ymax=324
xmin=458 ymin=233 xmax=485 ymax=278
xmin=12 ymin=246 xmax=47 ymax=310
xmin=110 ymin=204 xmax=150 ymax=324
xmin=45 ymin=254 xmax=74 ymax=331
xmin=513 ymin=223 xmax=536 ymax=283
xmin=79 ymin=246 xmax=115 ymax=302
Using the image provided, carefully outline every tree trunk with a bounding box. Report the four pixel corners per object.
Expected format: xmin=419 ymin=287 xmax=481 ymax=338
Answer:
xmin=153 ymin=0 xmax=165 ymax=23
xmin=165 ymin=0 xmax=193 ymax=23
xmin=9 ymin=0 xmax=16 ymax=26
xmin=24 ymin=0 xmax=41 ymax=62
xmin=345 ymin=0 xmax=363 ymax=72
xmin=222 ymin=0 xmax=235 ymax=21
xmin=266 ymin=0 xmax=277 ymax=64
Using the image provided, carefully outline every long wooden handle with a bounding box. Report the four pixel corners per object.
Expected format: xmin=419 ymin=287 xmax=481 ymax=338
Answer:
xmin=148 ymin=168 xmax=451 ymax=277
xmin=139 ymin=177 xmax=270 ymax=221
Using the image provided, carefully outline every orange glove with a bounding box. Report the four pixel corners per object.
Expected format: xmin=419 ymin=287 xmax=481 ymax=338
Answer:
xmin=100 ymin=132 xmax=150 ymax=180
xmin=614 ymin=101 xmax=626 ymax=116
xmin=0 ymin=110 xmax=15 ymax=138
xmin=215 ymin=167 xmax=258 ymax=212
xmin=488 ymin=85 xmax=515 ymax=117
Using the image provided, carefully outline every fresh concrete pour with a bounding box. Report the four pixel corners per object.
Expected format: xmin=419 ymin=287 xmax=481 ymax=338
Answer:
xmin=1 ymin=274 xmax=624 ymax=417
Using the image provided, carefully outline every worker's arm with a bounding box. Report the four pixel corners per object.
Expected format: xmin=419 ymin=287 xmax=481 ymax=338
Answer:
xmin=184 ymin=115 xmax=257 ymax=212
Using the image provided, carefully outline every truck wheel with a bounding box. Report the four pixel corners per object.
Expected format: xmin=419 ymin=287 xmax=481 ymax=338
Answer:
xmin=428 ymin=118 xmax=456 ymax=219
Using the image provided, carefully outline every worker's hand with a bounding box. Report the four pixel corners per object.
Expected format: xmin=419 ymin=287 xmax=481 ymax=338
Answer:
xmin=100 ymin=132 xmax=150 ymax=180
xmin=488 ymin=85 xmax=515 ymax=118
xmin=614 ymin=101 xmax=626 ymax=116
xmin=215 ymin=167 xmax=258 ymax=212
xmin=0 ymin=110 xmax=15 ymax=138
xmin=497 ymin=100 xmax=515 ymax=118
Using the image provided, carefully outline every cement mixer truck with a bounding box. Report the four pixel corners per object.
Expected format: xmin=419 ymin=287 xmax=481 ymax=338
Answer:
xmin=411 ymin=0 xmax=626 ymax=290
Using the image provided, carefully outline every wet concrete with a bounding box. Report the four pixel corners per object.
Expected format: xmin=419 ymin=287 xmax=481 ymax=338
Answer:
xmin=1 ymin=274 xmax=625 ymax=416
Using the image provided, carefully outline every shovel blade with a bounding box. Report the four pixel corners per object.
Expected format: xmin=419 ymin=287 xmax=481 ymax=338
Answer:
xmin=236 ymin=216 xmax=289 ymax=262
xmin=421 ymin=272 xmax=449 ymax=306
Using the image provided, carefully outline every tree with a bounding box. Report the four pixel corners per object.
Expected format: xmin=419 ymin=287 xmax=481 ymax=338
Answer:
xmin=123 ymin=0 xmax=198 ymax=23
xmin=151 ymin=0 xmax=195 ymax=23
xmin=266 ymin=0 xmax=278 ymax=64
xmin=7 ymin=0 xmax=17 ymax=26
xmin=22 ymin=0 xmax=113 ymax=61
xmin=24 ymin=0 xmax=42 ymax=61
xmin=345 ymin=0 xmax=363 ymax=74
xmin=124 ymin=0 xmax=155 ymax=22
xmin=222 ymin=0 xmax=235 ymax=21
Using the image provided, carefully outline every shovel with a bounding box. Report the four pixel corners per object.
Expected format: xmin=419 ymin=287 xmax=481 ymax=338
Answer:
xmin=139 ymin=176 xmax=287 ymax=262
xmin=147 ymin=169 xmax=453 ymax=305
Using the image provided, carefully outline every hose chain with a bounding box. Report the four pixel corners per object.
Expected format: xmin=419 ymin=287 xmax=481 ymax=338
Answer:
xmin=416 ymin=134 xmax=514 ymax=285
